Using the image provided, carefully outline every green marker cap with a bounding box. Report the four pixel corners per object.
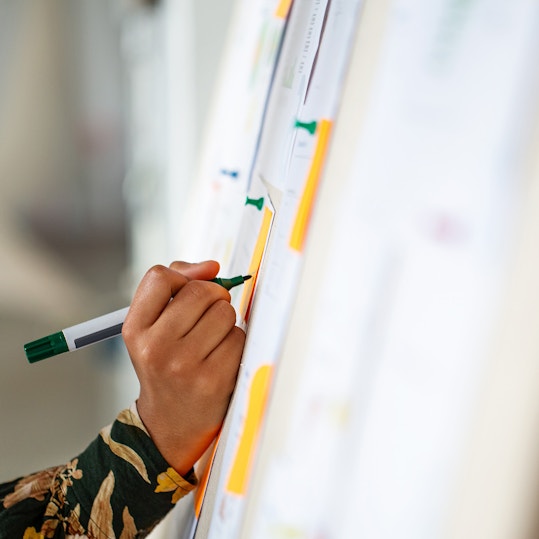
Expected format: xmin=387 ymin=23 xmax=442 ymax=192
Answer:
xmin=24 ymin=332 xmax=69 ymax=363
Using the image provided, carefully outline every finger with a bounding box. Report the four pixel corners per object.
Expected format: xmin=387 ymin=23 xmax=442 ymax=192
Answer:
xmin=190 ymin=326 xmax=246 ymax=416
xmin=126 ymin=265 xmax=189 ymax=330
xmin=179 ymin=299 xmax=238 ymax=360
xmin=155 ymin=280 xmax=231 ymax=338
xmin=204 ymin=326 xmax=246 ymax=391
xmin=169 ymin=260 xmax=220 ymax=281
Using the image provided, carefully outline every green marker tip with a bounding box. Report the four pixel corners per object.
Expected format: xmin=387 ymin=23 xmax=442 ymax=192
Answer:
xmin=211 ymin=275 xmax=252 ymax=290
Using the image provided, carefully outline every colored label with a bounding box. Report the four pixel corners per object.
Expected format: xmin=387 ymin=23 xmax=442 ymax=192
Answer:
xmin=275 ymin=0 xmax=293 ymax=19
xmin=226 ymin=365 xmax=273 ymax=495
xmin=290 ymin=119 xmax=333 ymax=252
xmin=239 ymin=206 xmax=273 ymax=321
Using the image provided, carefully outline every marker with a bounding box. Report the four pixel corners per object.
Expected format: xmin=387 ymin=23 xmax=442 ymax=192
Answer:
xmin=24 ymin=275 xmax=252 ymax=364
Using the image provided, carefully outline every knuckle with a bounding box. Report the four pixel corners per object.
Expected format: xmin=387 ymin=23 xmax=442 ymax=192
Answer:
xmin=166 ymin=357 xmax=188 ymax=380
xmin=184 ymin=279 xmax=208 ymax=300
xmin=121 ymin=316 xmax=144 ymax=347
xmin=169 ymin=260 xmax=190 ymax=274
xmin=137 ymin=340 xmax=160 ymax=364
xmin=145 ymin=264 xmax=169 ymax=283
xmin=214 ymin=300 xmax=236 ymax=325
xmin=121 ymin=321 xmax=135 ymax=343
xmin=232 ymin=326 xmax=247 ymax=346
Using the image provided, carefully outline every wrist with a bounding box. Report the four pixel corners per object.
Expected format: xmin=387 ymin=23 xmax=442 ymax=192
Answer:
xmin=135 ymin=399 xmax=205 ymax=476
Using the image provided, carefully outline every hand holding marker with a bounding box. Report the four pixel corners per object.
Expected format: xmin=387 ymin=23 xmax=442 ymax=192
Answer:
xmin=24 ymin=275 xmax=251 ymax=363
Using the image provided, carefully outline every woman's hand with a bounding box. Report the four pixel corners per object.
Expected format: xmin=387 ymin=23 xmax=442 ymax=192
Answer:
xmin=122 ymin=260 xmax=246 ymax=475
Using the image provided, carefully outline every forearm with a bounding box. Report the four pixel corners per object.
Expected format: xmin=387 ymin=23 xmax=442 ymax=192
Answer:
xmin=0 ymin=404 xmax=197 ymax=538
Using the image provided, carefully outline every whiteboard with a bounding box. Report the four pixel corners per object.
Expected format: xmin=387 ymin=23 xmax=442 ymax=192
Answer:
xmin=171 ymin=0 xmax=539 ymax=537
xmin=240 ymin=0 xmax=539 ymax=538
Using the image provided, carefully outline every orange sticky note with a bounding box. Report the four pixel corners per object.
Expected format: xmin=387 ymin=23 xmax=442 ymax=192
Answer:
xmin=226 ymin=365 xmax=273 ymax=496
xmin=193 ymin=436 xmax=220 ymax=518
xmin=275 ymin=0 xmax=293 ymax=19
xmin=238 ymin=206 xmax=273 ymax=321
xmin=290 ymin=119 xmax=333 ymax=252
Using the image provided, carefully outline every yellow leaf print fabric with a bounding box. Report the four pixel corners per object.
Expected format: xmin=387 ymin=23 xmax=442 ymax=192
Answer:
xmin=23 ymin=527 xmax=44 ymax=539
xmin=0 ymin=404 xmax=197 ymax=538
xmin=155 ymin=468 xmax=196 ymax=504
xmin=99 ymin=424 xmax=150 ymax=484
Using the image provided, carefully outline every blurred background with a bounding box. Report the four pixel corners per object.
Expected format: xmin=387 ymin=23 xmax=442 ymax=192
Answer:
xmin=0 ymin=0 xmax=233 ymax=481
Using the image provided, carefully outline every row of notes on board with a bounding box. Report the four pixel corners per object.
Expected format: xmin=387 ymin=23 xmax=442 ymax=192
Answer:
xmin=176 ymin=0 xmax=539 ymax=537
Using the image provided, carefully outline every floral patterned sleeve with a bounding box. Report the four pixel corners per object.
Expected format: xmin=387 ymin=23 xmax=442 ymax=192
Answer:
xmin=0 ymin=403 xmax=198 ymax=538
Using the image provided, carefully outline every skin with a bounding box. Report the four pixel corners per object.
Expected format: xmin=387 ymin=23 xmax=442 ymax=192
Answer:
xmin=122 ymin=260 xmax=246 ymax=476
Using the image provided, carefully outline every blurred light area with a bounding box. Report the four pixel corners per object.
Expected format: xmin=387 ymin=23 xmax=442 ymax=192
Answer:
xmin=0 ymin=0 xmax=131 ymax=481
xmin=0 ymin=0 xmax=233 ymax=489
xmin=0 ymin=0 xmax=127 ymax=320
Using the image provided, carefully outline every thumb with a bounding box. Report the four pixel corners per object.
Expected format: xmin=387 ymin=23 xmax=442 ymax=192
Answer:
xmin=168 ymin=260 xmax=220 ymax=281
